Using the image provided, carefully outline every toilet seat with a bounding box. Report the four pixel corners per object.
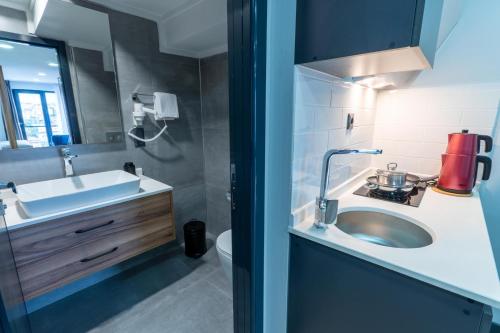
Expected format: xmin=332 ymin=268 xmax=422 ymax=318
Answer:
xmin=216 ymin=230 xmax=232 ymax=258
xmin=216 ymin=230 xmax=233 ymax=283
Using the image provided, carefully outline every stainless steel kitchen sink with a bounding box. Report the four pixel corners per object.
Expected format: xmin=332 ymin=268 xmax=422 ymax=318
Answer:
xmin=335 ymin=211 xmax=433 ymax=248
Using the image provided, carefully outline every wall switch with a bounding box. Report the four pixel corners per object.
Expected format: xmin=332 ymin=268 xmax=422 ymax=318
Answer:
xmin=346 ymin=113 xmax=355 ymax=130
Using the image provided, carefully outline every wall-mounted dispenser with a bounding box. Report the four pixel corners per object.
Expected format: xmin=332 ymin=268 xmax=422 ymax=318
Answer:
xmin=128 ymin=92 xmax=179 ymax=146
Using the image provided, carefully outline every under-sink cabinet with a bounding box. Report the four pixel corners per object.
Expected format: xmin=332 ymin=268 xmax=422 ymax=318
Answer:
xmin=9 ymin=192 xmax=175 ymax=300
xmin=287 ymin=235 xmax=492 ymax=333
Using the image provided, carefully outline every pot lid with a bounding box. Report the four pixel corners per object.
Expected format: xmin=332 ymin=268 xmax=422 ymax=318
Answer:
xmin=376 ymin=162 xmax=407 ymax=176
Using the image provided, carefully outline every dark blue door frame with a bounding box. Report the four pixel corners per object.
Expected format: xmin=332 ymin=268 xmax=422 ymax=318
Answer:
xmin=227 ymin=0 xmax=267 ymax=332
xmin=12 ymin=89 xmax=55 ymax=146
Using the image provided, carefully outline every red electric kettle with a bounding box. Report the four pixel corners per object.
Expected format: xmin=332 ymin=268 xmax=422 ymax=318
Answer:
xmin=437 ymin=130 xmax=492 ymax=195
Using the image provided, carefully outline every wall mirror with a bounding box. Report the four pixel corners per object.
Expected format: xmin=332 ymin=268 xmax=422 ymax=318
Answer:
xmin=0 ymin=1 xmax=123 ymax=150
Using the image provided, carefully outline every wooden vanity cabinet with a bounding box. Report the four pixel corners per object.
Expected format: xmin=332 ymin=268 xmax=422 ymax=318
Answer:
xmin=287 ymin=235 xmax=492 ymax=333
xmin=9 ymin=192 xmax=175 ymax=300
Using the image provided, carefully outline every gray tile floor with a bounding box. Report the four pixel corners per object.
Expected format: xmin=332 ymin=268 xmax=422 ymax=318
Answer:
xmin=29 ymin=242 xmax=233 ymax=333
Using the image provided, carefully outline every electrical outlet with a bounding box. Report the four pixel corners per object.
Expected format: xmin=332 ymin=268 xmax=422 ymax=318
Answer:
xmin=106 ymin=132 xmax=124 ymax=143
xmin=346 ymin=113 xmax=355 ymax=130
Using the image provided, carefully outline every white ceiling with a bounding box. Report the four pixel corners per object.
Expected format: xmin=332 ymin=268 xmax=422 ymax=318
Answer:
xmin=0 ymin=0 xmax=227 ymax=58
xmin=34 ymin=0 xmax=114 ymax=70
xmin=0 ymin=39 xmax=60 ymax=83
xmin=0 ymin=0 xmax=29 ymax=11
xmin=88 ymin=0 xmax=227 ymax=58
xmin=88 ymin=0 xmax=202 ymax=22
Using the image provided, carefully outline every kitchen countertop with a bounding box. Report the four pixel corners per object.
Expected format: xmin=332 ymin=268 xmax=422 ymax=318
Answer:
xmin=290 ymin=169 xmax=500 ymax=308
xmin=1 ymin=176 xmax=173 ymax=230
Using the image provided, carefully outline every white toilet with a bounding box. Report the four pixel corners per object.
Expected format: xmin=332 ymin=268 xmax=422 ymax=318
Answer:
xmin=216 ymin=230 xmax=232 ymax=282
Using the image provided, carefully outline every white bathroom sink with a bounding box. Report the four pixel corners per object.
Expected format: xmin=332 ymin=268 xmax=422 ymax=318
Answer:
xmin=17 ymin=170 xmax=141 ymax=218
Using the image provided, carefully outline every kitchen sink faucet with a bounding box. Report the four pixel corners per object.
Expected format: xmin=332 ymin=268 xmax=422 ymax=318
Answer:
xmin=61 ymin=147 xmax=78 ymax=177
xmin=315 ymin=149 xmax=383 ymax=229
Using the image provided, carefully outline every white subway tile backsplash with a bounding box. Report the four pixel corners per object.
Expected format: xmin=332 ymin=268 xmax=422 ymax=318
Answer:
xmin=293 ymin=69 xmax=500 ymax=214
xmin=372 ymin=154 xmax=416 ymax=172
xmin=295 ymin=74 xmax=332 ymax=106
xmin=327 ymin=164 xmax=354 ymax=190
xmin=419 ymin=142 xmax=448 ymax=159
xmin=292 ymin=66 xmax=377 ymax=211
xmin=331 ymin=82 xmax=351 ymax=108
xmin=314 ymin=107 xmax=343 ymax=130
xmin=375 ymin=84 xmax=499 ymax=174
xmin=426 ymin=108 xmax=463 ymax=126
xmin=462 ymin=86 xmax=500 ymax=109
xmin=293 ymin=105 xmax=315 ymax=133
xmin=356 ymin=108 xmax=377 ymax=126
xmin=293 ymin=131 xmax=329 ymax=161
xmin=328 ymin=128 xmax=349 ymax=149
xmin=373 ymin=140 xmax=398 ymax=156
xmin=468 ymin=127 xmax=494 ymax=135
xmin=373 ymin=125 xmax=393 ymax=141
xmin=461 ymin=110 xmax=498 ymax=128
xmin=418 ymin=158 xmax=442 ymax=175
xmin=348 ymin=126 xmax=373 ymax=146
xmin=292 ymin=182 xmax=319 ymax=211
xmin=422 ymin=126 xmax=462 ymax=143
xmin=333 ymin=82 xmax=377 ymax=109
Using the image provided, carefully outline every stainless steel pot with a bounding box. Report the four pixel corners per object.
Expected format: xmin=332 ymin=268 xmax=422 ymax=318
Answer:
xmin=376 ymin=163 xmax=408 ymax=188
xmin=366 ymin=176 xmax=416 ymax=192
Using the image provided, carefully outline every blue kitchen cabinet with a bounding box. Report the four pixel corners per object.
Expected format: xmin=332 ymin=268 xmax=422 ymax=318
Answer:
xmin=294 ymin=0 xmax=443 ymax=78
xmin=287 ymin=235 xmax=492 ymax=333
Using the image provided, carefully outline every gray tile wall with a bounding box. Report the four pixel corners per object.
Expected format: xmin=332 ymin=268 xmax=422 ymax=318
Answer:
xmin=200 ymin=53 xmax=231 ymax=236
xmin=0 ymin=6 xmax=207 ymax=242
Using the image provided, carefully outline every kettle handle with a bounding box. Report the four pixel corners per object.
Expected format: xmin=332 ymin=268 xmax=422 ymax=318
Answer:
xmin=476 ymin=155 xmax=492 ymax=181
xmin=478 ymin=135 xmax=493 ymax=153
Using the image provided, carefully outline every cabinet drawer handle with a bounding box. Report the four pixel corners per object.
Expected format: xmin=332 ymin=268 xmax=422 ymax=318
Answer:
xmin=80 ymin=247 xmax=119 ymax=263
xmin=75 ymin=220 xmax=114 ymax=234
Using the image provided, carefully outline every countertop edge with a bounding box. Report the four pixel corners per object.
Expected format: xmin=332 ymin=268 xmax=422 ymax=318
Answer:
xmin=288 ymin=226 xmax=500 ymax=308
xmin=288 ymin=169 xmax=500 ymax=308
xmin=3 ymin=176 xmax=173 ymax=230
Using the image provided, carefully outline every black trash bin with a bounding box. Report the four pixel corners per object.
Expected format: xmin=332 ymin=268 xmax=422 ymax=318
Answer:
xmin=183 ymin=220 xmax=207 ymax=258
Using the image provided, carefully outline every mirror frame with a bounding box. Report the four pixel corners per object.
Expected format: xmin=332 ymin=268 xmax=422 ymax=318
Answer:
xmin=0 ymin=30 xmax=82 ymax=147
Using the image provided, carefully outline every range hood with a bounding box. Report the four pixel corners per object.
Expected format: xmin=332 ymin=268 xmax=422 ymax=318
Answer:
xmin=295 ymin=0 xmax=447 ymax=85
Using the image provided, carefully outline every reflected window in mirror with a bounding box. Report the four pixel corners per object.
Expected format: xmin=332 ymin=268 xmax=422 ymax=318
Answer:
xmin=0 ymin=105 xmax=8 ymax=148
xmin=0 ymin=6 xmax=123 ymax=151
xmin=0 ymin=37 xmax=79 ymax=148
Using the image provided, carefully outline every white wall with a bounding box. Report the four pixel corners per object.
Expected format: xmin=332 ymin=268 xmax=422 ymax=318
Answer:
xmin=0 ymin=5 xmax=28 ymax=34
xmin=264 ymin=0 xmax=296 ymax=331
xmin=480 ymin=113 xmax=500 ymax=321
xmin=292 ymin=66 xmax=377 ymax=217
xmin=158 ymin=0 xmax=227 ymax=58
xmin=411 ymin=0 xmax=500 ymax=88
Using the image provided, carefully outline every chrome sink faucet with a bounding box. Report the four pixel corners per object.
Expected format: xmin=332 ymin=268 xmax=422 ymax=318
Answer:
xmin=61 ymin=147 xmax=78 ymax=177
xmin=314 ymin=149 xmax=383 ymax=229
xmin=0 ymin=181 xmax=16 ymax=193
